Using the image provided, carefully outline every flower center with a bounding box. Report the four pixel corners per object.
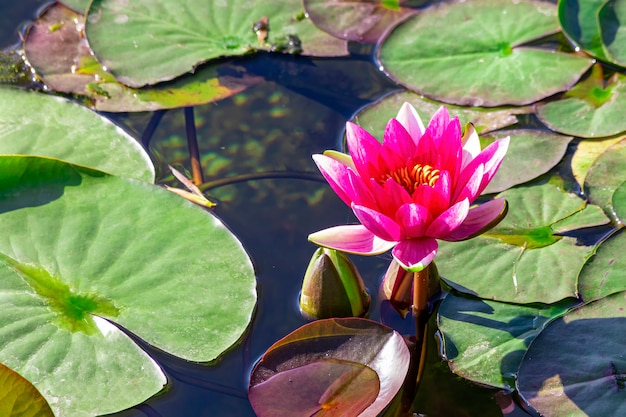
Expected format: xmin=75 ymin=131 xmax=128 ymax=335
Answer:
xmin=380 ymin=163 xmax=440 ymax=194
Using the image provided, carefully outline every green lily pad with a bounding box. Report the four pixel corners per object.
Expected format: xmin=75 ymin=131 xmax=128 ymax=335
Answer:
xmin=303 ymin=0 xmax=420 ymax=43
xmin=599 ymin=0 xmax=626 ymax=67
xmin=0 ymin=86 xmax=154 ymax=182
xmin=481 ymin=130 xmax=573 ymax=194
xmin=558 ymin=0 xmax=611 ymax=62
xmin=438 ymin=183 xmax=609 ymax=304
xmin=578 ymin=227 xmax=626 ymax=303
xmin=438 ymin=293 xmax=574 ymax=389
xmin=613 ymin=180 xmax=626 ymax=223
xmin=60 ymin=0 xmax=90 ymax=13
xmin=24 ymin=3 xmax=261 ymax=112
xmin=377 ymin=0 xmax=593 ymax=106
xmin=517 ymin=291 xmax=626 ymax=417
xmin=352 ymin=90 xmax=528 ymax=140
xmin=0 ymin=362 xmax=54 ymax=417
xmin=249 ymin=318 xmax=409 ymax=417
xmin=412 ymin=316 xmax=504 ymax=417
xmin=571 ymin=135 xmax=624 ymax=188
xmin=536 ymin=65 xmax=626 ymax=138
xmin=85 ymin=0 xmax=348 ymax=88
xmin=583 ymin=137 xmax=626 ymax=221
xmin=0 ymin=155 xmax=256 ymax=416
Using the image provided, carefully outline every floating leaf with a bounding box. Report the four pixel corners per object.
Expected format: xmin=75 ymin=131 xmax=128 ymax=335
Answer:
xmin=599 ymin=0 xmax=626 ymax=67
xmin=613 ymin=180 xmax=626 ymax=223
xmin=558 ymin=0 xmax=610 ymax=61
xmin=438 ymin=183 xmax=609 ymax=304
xmin=482 ymin=129 xmax=573 ymax=194
xmin=24 ymin=3 xmax=261 ymax=112
xmin=438 ymin=293 xmax=574 ymax=389
xmin=352 ymin=90 xmax=528 ymax=140
xmin=571 ymin=135 xmax=624 ymax=188
xmin=377 ymin=0 xmax=593 ymax=106
xmin=249 ymin=318 xmax=409 ymax=417
xmin=583 ymin=137 xmax=626 ymax=220
xmin=0 ymin=362 xmax=54 ymax=417
xmin=60 ymin=0 xmax=90 ymax=13
xmin=518 ymin=291 xmax=626 ymax=417
xmin=0 ymin=155 xmax=256 ymax=416
xmin=536 ymin=66 xmax=626 ymax=138
xmin=577 ymin=185 xmax=625 ymax=301
xmin=85 ymin=0 xmax=348 ymax=87
xmin=304 ymin=0 xmax=420 ymax=43
xmin=0 ymin=86 xmax=154 ymax=182
xmin=413 ymin=317 xmax=504 ymax=417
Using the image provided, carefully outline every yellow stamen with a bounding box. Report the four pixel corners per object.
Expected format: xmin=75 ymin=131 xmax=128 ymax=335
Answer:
xmin=379 ymin=163 xmax=440 ymax=194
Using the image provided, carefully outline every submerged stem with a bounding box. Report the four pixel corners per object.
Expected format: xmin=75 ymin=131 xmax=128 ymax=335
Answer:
xmin=184 ymin=107 xmax=204 ymax=185
xmin=198 ymin=170 xmax=324 ymax=191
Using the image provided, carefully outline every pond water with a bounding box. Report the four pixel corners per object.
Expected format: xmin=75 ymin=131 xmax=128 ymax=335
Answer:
xmin=0 ymin=1 xmax=571 ymax=416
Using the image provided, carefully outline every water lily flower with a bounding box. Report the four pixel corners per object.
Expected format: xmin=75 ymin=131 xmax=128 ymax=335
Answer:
xmin=309 ymin=103 xmax=509 ymax=272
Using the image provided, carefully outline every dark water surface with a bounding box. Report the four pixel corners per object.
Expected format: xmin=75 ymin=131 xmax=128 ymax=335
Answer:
xmin=0 ymin=2 xmax=540 ymax=416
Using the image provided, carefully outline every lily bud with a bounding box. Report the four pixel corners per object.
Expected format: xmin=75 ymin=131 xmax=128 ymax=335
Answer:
xmin=299 ymin=247 xmax=370 ymax=320
xmin=380 ymin=259 xmax=440 ymax=318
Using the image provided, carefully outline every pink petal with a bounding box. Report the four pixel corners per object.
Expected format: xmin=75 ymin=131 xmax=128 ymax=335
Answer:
xmin=426 ymin=198 xmax=470 ymax=238
xmin=435 ymin=118 xmax=463 ymax=181
xmin=392 ymin=238 xmax=438 ymax=272
xmin=432 ymin=170 xmax=452 ymax=206
xmin=424 ymin=106 xmax=451 ymax=142
xmin=412 ymin=185 xmax=448 ymax=218
xmin=352 ymin=204 xmax=402 ymax=242
xmin=313 ymin=154 xmax=359 ymax=206
xmin=308 ymin=225 xmax=396 ymax=255
xmin=345 ymin=169 xmax=377 ymax=208
xmin=346 ymin=122 xmax=383 ymax=179
xmin=368 ymin=178 xmax=412 ymax=217
xmin=456 ymin=136 xmax=509 ymax=198
xmin=395 ymin=203 xmax=433 ymax=237
xmin=396 ymin=102 xmax=425 ymax=144
xmin=415 ymin=130 xmax=437 ymax=166
xmin=383 ymin=118 xmax=416 ymax=158
xmin=452 ymin=163 xmax=485 ymax=204
xmin=478 ymin=136 xmax=510 ymax=194
xmin=444 ymin=198 xmax=508 ymax=241
xmin=461 ymin=124 xmax=481 ymax=170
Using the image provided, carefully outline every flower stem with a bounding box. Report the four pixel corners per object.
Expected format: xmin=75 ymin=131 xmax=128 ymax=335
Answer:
xmin=184 ymin=107 xmax=204 ymax=186
xmin=412 ymin=267 xmax=430 ymax=388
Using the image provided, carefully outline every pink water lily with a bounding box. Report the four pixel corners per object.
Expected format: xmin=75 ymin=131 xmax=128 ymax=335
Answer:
xmin=309 ymin=103 xmax=509 ymax=272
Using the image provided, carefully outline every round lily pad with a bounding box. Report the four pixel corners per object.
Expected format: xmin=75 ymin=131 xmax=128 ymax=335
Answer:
xmin=558 ymin=0 xmax=611 ymax=62
xmin=583 ymin=136 xmax=626 ymax=221
xmin=599 ymin=0 xmax=626 ymax=67
xmin=0 ymin=86 xmax=154 ymax=182
xmin=536 ymin=66 xmax=626 ymax=138
xmin=438 ymin=293 xmax=574 ymax=389
xmin=578 ymin=178 xmax=626 ymax=303
xmin=303 ymin=0 xmax=420 ymax=43
xmin=24 ymin=3 xmax=261 ymax=112
xmin=518 ymin=291 xmax=626 ymax=417
xmin=352 ymin=90 xmax=528 ymax=140
xmin=249 ymin=318 xmax=409 ymax=417
xmin=85 ymin=0 xmax=348 ymax=87
xmin=438 ymin=183 xmax=608 ymax=304
xmin=0 ymin=155 xmax=256 ymax=416
xmin=377 ymin=0 xmax=593 ymax=106
xmin=481 ymin=129 xmax=573 ymax=194
xmin=571 ymin=135 xmax=624 ymax=188
xmin=60 ymin=0 xmax=90 ymax=13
